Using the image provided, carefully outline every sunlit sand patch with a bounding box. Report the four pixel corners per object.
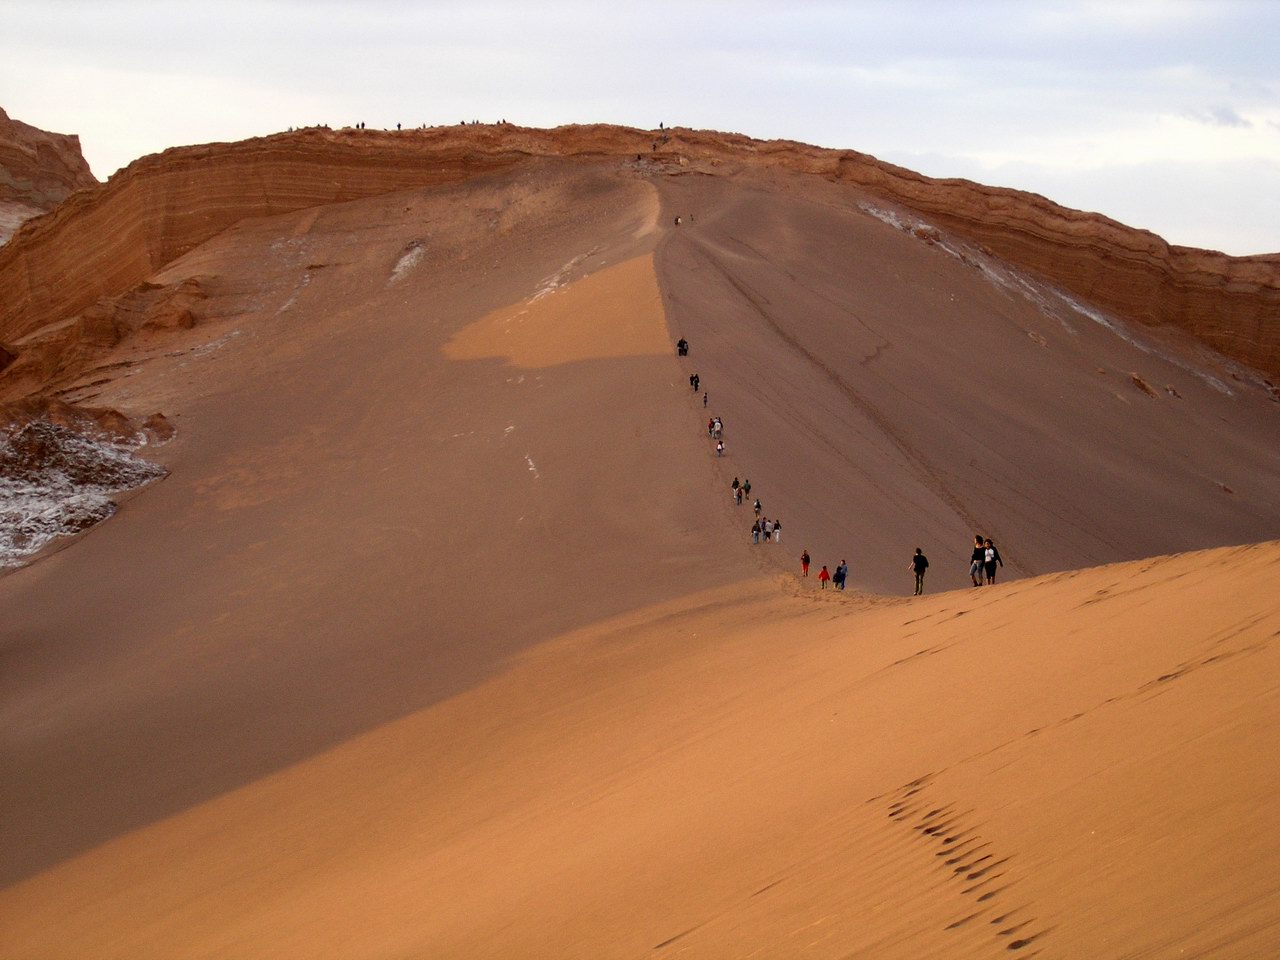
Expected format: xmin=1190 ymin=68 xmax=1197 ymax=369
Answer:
xmin=443 ymin=254 xmax=669 ymax=369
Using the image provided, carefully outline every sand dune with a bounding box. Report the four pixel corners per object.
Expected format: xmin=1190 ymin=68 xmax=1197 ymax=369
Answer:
xmin=3 ymin=544 xmax=1278 ymax=958
xmin=656 ymin=170 xmax=1280 ymax=592
xmin=2 ymin=137 xmax=1279 ymax=958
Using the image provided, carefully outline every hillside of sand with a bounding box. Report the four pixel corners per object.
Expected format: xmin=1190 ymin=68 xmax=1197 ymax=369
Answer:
xmin=2 ymin=126 xmax=1279 ymax=958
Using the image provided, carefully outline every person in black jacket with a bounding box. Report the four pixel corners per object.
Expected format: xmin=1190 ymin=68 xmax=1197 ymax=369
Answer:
xmin=909 ymin=548 xmax=929 ymax=595
xmin=969 ymin=534 xmax=985 ymax=586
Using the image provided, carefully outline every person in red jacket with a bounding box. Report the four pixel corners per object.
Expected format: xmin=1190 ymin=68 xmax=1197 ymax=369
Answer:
xmin=817 ymin=564 xmax=831 ymax=589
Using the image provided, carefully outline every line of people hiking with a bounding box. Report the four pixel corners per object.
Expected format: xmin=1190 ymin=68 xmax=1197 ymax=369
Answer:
xmin=678 ymin=336 xmax=1005 ymax=597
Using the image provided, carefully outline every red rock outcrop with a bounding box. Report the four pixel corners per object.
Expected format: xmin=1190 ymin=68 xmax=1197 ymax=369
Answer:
xmin=0 ymin=396 xmax=171 ymax=445
xmin=0 ymin=107 xmax=97 ymax=245
xmin=0 ymin=123 xmax=1275 ymax=375
xmin=0 ymin=275 xmax=212 ymax=402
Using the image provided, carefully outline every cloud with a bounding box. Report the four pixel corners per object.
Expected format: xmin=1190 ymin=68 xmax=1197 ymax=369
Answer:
xmin=1183 ymin=105 xmax=1253 ymax=128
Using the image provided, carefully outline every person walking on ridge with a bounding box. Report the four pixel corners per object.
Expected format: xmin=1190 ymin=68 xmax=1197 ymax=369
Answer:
xmin=969 ymin=534 xmax=985 ymax=586
xmin=983 ymin=538 xmax=1003 ymax=585
xmin=751 ymin=520 xmax=761 ymax=544
xmin=818 ymin=564 xmax=830 ymax=589
xmin=753 ymin=497 xmax=762 ymax=518
xmin=772 ymin=518 xmax=781 ymax=543
xmin=716 ymin=440 xmax=725 ymax=457
xmin=801 ymin=550 xmax=810 ymax=576
xmin=742 ymin=479 xmax=751 ymax=499
xmin=909 ymin=548 xmax=929 ymax=596
xmin=834 ymin=560 xmax=848 ymax=591
xmin=703 ymin=391 xmax=708 ymax=408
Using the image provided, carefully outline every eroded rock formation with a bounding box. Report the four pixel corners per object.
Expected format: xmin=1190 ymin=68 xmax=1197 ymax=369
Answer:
xmin=0 ymin=107 xmax=97 ymax=246
xmin=0 ymin=123 xmax=1275 ymax=375
xmin=0 ymin=398 xmax=168 ymax=566
xmin=0 ymin=275 xmax=212 ymax=402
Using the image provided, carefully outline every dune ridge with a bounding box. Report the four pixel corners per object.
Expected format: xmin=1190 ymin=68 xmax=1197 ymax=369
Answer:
xmin=0 ymin=122 xmax=1276 ymax=376
xmin=3 ymin=542 xmax=1278 ymax=957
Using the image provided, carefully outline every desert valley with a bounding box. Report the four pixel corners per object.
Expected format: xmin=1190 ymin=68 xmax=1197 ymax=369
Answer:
xmin=1 ymin=108 xmax=1278 ymax=958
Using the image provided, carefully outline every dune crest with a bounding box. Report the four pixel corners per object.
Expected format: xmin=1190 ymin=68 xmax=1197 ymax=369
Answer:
xmin=3 ymin=543 xmax=1277 ymax=957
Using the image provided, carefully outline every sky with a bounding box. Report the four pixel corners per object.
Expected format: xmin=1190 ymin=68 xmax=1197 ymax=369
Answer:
xmin=3 ymin=0 xmax=1278 ymax=255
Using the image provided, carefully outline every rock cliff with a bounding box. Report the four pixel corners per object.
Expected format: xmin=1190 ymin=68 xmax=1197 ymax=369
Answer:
xmin=0 ymin=123 xmax=1275 ymax=376
xmin=0 ymin=107 xmax=97 ymax=246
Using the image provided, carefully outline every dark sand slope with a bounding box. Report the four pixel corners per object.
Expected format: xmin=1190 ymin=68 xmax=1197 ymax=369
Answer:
xmin=0 ymin=162 xmax=756 ymax=883
xmin=654 ymin=171 xmax=1280 ymax=592
xmin=3 ymin=544 xmax=1278 ymax=958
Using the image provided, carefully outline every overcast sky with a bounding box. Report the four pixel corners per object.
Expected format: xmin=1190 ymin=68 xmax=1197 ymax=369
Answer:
xmin=3 ymin=0 xmax=1278 ymax=254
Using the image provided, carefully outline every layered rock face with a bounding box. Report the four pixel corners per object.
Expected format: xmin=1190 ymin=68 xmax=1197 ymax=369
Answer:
xmin=0 ymin=107 xmax=97 ymax=246
xmin=0 ymin=123 xmax=1276 ymax=375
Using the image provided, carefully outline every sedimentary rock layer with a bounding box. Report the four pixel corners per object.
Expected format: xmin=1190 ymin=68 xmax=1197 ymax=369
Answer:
xmin=0 ymin=123 xmax=1275 ymax=375
xmin=0 ymin=107 xmax=97 ymax=245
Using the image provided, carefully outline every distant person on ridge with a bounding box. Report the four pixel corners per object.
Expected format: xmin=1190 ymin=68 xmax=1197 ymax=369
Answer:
xmin=801 ymin=550 xmax=810 ymax=576
xmin=818 ymin=564 xmax=830 ymax=589
xmin=753 ymin=498 xmax=762 ymax=517
xmin=983 ymin=538 xmax=1004 ymax=585
xmin=703 ymin=391 xmax=708 ymax=408
xmin=716 ymin=439 xmax=725 ymax=457
xmin=772 ymin=519 xmax=781 ymax=543
xmin=969 ymin=534 xmax=985 ymax=586
xmin=751 ymin=520 xmax=761 ymax=544
xmin=676 ymin=337 xmax=688 ymax=356
xmin=909 ymin=548 xmax=929 ymax=596
xmin=742 ymin=479 xmax=751 ymax=499
xmin=834 ymin=560 xmax=848 ymax=591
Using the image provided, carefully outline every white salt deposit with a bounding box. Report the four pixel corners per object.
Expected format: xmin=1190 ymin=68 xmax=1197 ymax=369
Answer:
xmin=0 ymin=422 xmax=167 ymax=568
xmin=390 ymin=241 xmax=426 ymax=285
